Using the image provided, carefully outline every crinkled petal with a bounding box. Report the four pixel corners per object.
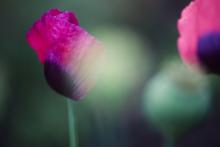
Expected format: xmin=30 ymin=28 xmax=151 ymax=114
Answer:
xmin=26 ymin=9 xmax=79 ymax=63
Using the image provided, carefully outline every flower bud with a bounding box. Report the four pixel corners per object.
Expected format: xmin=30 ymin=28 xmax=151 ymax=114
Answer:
xmin=26 ymin=9 xmax=103 ymax=100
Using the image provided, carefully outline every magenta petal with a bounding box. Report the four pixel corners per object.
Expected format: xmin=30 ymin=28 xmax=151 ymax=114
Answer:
xmin=26 ymin=21 xmax=48 ymax=63
xmin=177 ymin=0 xmax=220 ymax=72
xmin=26 ymin=8 xmax=79 ymax=63
xmin=47 ymin=8 xmax=62 ymax=16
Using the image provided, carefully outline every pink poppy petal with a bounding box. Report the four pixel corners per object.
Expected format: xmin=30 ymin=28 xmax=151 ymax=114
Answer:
xmin=178 ymin=0 xmax=220 ymax=72
xmin=178 ymin=1 xmax=199 ymax=67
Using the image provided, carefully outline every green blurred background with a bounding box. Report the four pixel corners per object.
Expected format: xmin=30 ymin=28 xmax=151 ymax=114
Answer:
xmin=1 ymin=0 xmax=220 ymax=147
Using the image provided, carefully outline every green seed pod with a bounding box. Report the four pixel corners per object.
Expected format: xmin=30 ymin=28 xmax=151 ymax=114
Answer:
xmin=143 ymin=61 xmax=211 ymax=140
xmin=87 ymin=26 xmax=150 ymax=113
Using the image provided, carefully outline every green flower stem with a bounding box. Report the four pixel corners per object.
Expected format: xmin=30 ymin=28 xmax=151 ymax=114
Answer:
xmin=67 ymin=99 xmax=77 ymax=147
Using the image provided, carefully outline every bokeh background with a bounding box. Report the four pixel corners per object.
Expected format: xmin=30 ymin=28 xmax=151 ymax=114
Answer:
xmin=1 ymin=0 xmax=220 ymax=147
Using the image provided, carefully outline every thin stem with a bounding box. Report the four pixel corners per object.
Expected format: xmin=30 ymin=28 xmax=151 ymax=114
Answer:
xmin=67 ymin=99 xmax=77 ymax=147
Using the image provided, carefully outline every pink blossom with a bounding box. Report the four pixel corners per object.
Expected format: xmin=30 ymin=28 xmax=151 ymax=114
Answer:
xmin=26 ymin=9 xmax=103 ymax=100
xmin=178 ymin=0 xmax=220 ymax=74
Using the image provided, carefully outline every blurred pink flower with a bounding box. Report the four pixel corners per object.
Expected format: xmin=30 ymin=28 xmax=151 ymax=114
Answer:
xmin=26 ymin=9 xmax=103 ymax=100
xmin=178 ymin=0 xmax=220 ymax=74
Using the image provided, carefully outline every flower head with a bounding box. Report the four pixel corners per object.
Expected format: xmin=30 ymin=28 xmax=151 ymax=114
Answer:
xmin=26 ymin=9 xmax=103 ymax=100
xmin=143 ymin=60 xmax=210 ymax=138
xmin=178 ymin=0 xmax=220 ymax=74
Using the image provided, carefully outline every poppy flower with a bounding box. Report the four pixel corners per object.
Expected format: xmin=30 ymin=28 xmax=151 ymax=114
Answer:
xmin=178 ymin=0 xmax=220 ymax=74
xmin=26 ymin=9 xmax=103 ymax=100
